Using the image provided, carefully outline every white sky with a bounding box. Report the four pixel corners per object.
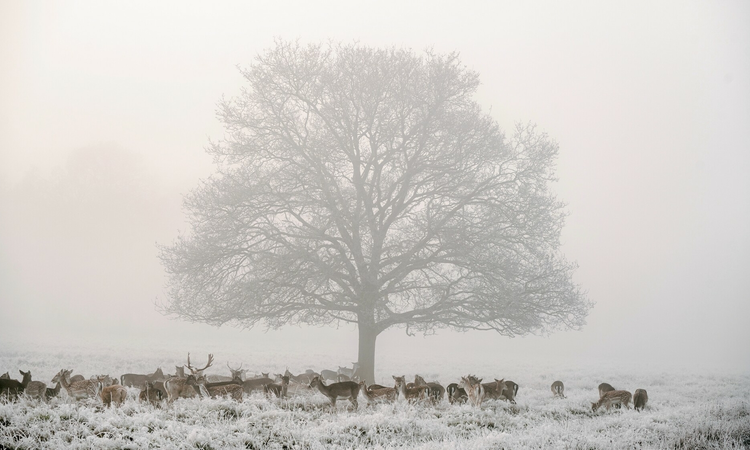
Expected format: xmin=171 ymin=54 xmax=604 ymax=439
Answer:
xmin=1 ymin=0 xmax=749 ymax=374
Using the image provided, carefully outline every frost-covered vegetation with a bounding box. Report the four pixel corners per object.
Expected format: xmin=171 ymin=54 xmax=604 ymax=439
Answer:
xmin=1 ymin=343 xmax=749 ymax=449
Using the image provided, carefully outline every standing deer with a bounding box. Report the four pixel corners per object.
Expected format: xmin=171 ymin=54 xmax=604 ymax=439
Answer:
xmin=358 ymin=381 xmax=397 ymax=404
xmin=164 ymin=354 xmax=213 ymax=403
xmin=0 ymin=370 xmax=32 ymax=400
xmin=24 ymin=377 xmax=47 ymax=401
xmin=52 ymin=369 xmax=100 ymax=400
xmin=446 ymin=383 xmax=468 ymax=404
xmin=592 ymin=390 xmax=632 ymax=412
xmin=121 ymin=368 xmax=165 ymax=388
xmin=414 ymin=375 xmax=445 ymax=402
xmin=338 ymin=363 xmax=360 ymax=381
xmin=393 ymin=376 xmax=429 ymax=402
xmin=551 ymin=381 xmax=565 ymax=398
xmin=45 ymin=382 xmax=62 ymax=400
xmin=188 ymin=376 xmax=244 ymax=402
xmin=264 ymin=375 xmax=290 ymax=399
xmin=100 ymin=385 xmax=128 ymax=407
xmin=503 ymin=380 xmax=519 ymax=404
xmin=633 ymin=389 xmax=648 ymax=412
xmin=458 ymin=375 xmax=485 ymax=407
xmin=139 ymin=381 xmax=163 ymax=406
xmin=482 ymin=379 xmax=510 ymax=402
xmin=241 ymin=375 xmax=276 ymax=394
xmin=309 ymin=376 xmax=360 ymax=409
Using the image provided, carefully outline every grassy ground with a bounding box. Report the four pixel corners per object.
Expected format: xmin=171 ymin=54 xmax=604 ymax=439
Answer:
xmin=1 ymin=345 xmax=749 ymax=449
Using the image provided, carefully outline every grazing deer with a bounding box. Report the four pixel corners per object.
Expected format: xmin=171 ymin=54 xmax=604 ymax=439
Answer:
xmin=503 ymin=380 xmax=519 ymax=404
xmin=100 ymin=384 xmax=128 ymax=407
xmin=45 ymin=382 xmax=62 ymax=400
xmin=482 ymin=378 xmax=509 ymax=402
xmin=393 ymin=375 xmax=430 ymax=403
xmin=52 ymin=369 xmax=99 ymax=400
xmin=592 ymin=390 xmax=632 ymax=412
xmin=164 ymin=354 xmax=213 ymax=403
xmin=139 ymin=381 xmax=163 ymax=406
xmin=633 ymin=389 xmax=648 ymax=412
xmin=414 ymin=375 xmax=445 ymax=402
xmin=0 ymin=370 xmax=32 ymax=400
xmin=264 ymin=375 xmax=290 ymax=399
xmin=121 ymin=368 xmax=165 ymax=388
xmin=309 ymin=376 xmax=360 ymax=409
xmin=458 ymin=375 xmax=485 ymax=407
xmin=446 ymin=383 xmax=468 ymax=404
xmin=598 ymin=382 xmax=615 ymax=398
xmin=551 ymin=381 xmax=565 ymax=398
xmin=358 ymin=381 xmax=397 ymax=404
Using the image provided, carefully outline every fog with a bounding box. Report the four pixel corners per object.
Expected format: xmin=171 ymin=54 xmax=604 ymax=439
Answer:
xmin=1 ymin=0 xmax=749 ymax=374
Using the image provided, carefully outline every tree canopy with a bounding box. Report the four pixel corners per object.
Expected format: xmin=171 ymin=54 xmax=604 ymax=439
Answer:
xmin=159 ymin=40 xmax=591 ymax=382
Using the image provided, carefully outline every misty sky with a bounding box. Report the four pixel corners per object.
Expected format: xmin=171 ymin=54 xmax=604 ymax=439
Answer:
xmin=1 ymin=1 xmax=749 ymax=373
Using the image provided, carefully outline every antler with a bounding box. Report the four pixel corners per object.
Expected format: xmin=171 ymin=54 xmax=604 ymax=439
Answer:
xmin=227 ymin=362 xmax=243 ymax=371
xmin=186 ymin=353 xmax=214 ymax=374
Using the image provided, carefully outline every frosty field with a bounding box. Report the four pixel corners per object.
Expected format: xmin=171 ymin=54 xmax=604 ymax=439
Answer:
xmin=1 ymin=342 xmax=749 ymax=449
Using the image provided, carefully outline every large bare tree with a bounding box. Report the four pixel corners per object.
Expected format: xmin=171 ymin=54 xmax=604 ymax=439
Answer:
xmin=159 ymin=41 xmax=591 ymax=382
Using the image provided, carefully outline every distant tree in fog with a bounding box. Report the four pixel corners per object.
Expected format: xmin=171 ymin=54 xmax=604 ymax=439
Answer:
xmin=159 ymin=40 xmax=591 ymax=383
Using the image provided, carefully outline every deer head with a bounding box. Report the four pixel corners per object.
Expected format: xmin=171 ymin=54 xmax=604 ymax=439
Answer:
xmin=186 ymin=353 xmax=214 ymax=377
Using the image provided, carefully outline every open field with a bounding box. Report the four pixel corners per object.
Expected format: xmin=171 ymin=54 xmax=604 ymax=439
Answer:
xmin=1 ymin=343 xmax=749 ymax=449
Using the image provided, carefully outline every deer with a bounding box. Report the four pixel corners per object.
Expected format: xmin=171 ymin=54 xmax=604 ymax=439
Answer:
xmin=319 ymin=369 xmax=339 ymax=382
xmin=121 ymin=368 xmax=165 ymax=388
xmin=393 ymin=375 xmax=430 ymax=403
xmin=164 ymin=353 xmax=213 ymax=403
xmin=264 ymin=375 xmax=290 ymax=399
xmin=0 ymin=370 xmax=32 ymax=400
xmin=309 ymin=376 xmax=360 ymax=409
xmin=68 ymin=374 xmax=85 ymax=383
xmin=139 ymin=381 xmax=164 ymax=406
xmin=284 ymin=368 xmax=314 ymax=385
xmin=482 ymin=378 xmax=509 ymax=402
xmin=592 ymin=390 xmax=632 ymax=412
xmin=413 ymin=375 xmax=445 ymax=402
xmin=358 ymin=381 xmax=397 ymax=404
xmin=0 ymin=372 xmax=9 ymax=379
xmin=633 ymin=389 xmax=648 ymax=412
xmin=52 ymin=369 xmax=99 ymax=400
xmin=205 ymin=363 xmax=246 ymax=383
xmin=45 ymin=381 xmax=62 ymax=400
xmin=458 ymin=375 xmax=485 ymax=407
xmin=100 ymin=384 xmax=128 ymax=407
xmin=187 ymin=376 xmax=244 ymax=402
xmin=551 ymin=380 xmax=565 ymax=398
xmin=598 ymin=382 xmax=615 ymax=398
xmin=241 ymin=375 xmax=276 ymax=394
xmin=503 ymin=380 xmax=519 ymax=404
xmin=24 ymin=377 xmax=48 ymax=401
xmin=446 ymin=383 xmax=468 ymax=404
xmin=338 ymin=363 xmax=360 ymax=381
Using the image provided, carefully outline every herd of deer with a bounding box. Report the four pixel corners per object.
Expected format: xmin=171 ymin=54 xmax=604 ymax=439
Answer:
xmin=0 ymin=354 xmax=648 ymax=413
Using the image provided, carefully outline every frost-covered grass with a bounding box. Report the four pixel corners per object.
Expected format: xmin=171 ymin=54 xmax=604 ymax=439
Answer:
xmin=1 ymin=344 xmax=749 ymax=449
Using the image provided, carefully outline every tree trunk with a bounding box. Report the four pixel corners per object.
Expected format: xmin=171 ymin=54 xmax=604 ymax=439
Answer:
xmin=357 ymin=324 xmax=378 ymax=384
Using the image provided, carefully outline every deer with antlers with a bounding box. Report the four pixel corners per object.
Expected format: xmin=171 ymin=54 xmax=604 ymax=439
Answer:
xmin=164 ymin=353 xmax=213 ymax=403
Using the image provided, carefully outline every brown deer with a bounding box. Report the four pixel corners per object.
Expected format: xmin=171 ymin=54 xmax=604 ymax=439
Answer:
xmin=459 ymin=375 xmax=485 ymax=407
xmin=205 ymin=363 xmax=246 ymax=383
xmin=264 ymin=375 xmax=290 ymax=399
xmin=188 ymin=376 xmax=244 ymax=402
xmin=0 ymin=370 xmax=32 ymax=400
xmin=241 ymin=375 xmax=276 ymax=394
xmin=598 ymin=382 xmax=615 ymax=398
xmin=592 ymin=390 xmax=632 ymax=412
xmin=414 ymin=375 xmax=445 ymax=402
xmin=358 ymin=381 xmax=397 ymax=404
xmin=393 ymin=375 xmax=429 ymax=402
xmin=633 ymin=389 xmax=648 ymax=412
xmin=24 ymin=378 xmax=47 ymax=401
xmin=45 ymin=382 xmax=62 ymax=400
xmin=164 ymin=354 xmax=213 ymax=403
xmin=551 ymin=380 xmax=565 ymax=398
xmin=121 ymin=368 xmax=165 ymax=388
xmin=309 ymin=376 xmax=359 ymax=409
xmin=52 ymin=369 xmax=99 ymax=400
xmin=446 ymin=383 xmax=467 ymax=404
xmin=503 ymin=380 xmax=519 ymax=404
xmin=482 ymin=378 xmax=509 ymax=402
xmin=100 ymin=385 xmax=128 ymax=407
xmin=139 ymin=381 xmax=163 ymax=406
xmin=338 ymin=363 xmax=360 ymax=381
